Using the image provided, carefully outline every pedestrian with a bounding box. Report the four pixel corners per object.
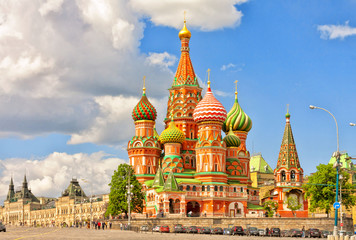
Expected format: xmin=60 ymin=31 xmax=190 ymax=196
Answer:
xmin=120 ymin=223 xmax=123 ymax=230
xmin=102 ymin=222 xmax=105 ymax=230
xmin=109 ymin=222 xmax=112 ymax=229
xmin=302 ymin=226 xmax=305 ymax=238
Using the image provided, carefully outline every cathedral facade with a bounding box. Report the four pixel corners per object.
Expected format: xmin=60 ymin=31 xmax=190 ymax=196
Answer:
xmin=127 ymin=20 xmax=263 ymax=218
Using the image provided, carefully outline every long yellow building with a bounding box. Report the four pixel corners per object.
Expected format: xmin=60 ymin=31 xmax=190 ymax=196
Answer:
xmin=0 ymin=177 xmax=108 ymax=227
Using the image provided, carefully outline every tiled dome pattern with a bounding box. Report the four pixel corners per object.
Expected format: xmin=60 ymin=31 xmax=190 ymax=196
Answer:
xmin=132 ymin=93 xmax=157 ymax=121
xmin=223 ymin=96 xmax=252 ymax=133
xmin=193 ymin=89 xmax=227 ymax=123
xmin=160 ymin=120 xmax=185 ymax=144
xmin=223 ymin=128 xmax=241 ymax=147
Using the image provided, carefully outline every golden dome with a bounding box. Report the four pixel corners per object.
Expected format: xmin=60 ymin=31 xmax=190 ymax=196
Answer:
xmin=178 ymin=20 xmax=191 ymax=40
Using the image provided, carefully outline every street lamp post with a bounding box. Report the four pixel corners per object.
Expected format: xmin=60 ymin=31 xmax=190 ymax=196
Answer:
xmin=126 ymin=170 xmax=134 ymax=230
xmin=309 ymin=105 xmax=340 ymax=236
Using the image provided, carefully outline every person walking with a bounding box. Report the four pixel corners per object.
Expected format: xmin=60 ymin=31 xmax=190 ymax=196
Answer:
xmin=97 ymin=221 xmax=101 ymax=230
xmin=265 ymin=227 xmax=269 ymax=237
xmin=109 ymin=222 xmax=112 ymax=229
xmin=302 ymin=226 xmax=305 ymax=238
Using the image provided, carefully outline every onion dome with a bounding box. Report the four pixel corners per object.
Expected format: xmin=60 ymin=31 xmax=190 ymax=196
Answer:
xmin=223 ymin=90 xmax=252 ymax=133
xmin=193 ymin=78 xmax=227 ymax=123
xmin=223 ymin=126 xmax=241 ymax=147
xmin=160 ymin=119 xmax=185 ymax=144
xmin=132 ymin=78 xmax=157 ymax=121
xmin=178 ymin=20 xmax=191 ymax=40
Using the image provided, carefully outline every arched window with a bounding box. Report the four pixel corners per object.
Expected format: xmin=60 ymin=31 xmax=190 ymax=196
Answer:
xmin=214 ymin=186 xmax=218 ymax=191
xmin=192 ymin=186 xmax=196 ymax=191
xmin=202 ymin=186 xmax=205 ymax=191
xmin=191 ymin=157 xmax=196 ymax=168
xmin=291 ymin=170 xmax=296 ymax=179
xmin=247 ymin=189 xmax=249 ymax=194
xmin=219 ymin=186 xmax=223 ymax=192
xmin=207 ymin=186 xmax=210 ymax=191
xmin=240 ymin=187 xmax=243 ymax=192
xmin=281 ymin=171 xmax=286 ymax=181
xmin=179 ymin=186 xmax=183 ymax=191
xmin=233 ymin=187 xmax=237 ymax=192
xmin=186 ymin=185 xmax=191 ymax=191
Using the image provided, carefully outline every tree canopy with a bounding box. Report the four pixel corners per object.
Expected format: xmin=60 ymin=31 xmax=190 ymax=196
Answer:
xmin=263 ymin=200 xmax=279 ymax=217
xmin=285 ymin=195 xmax=302 ymax=217
xmin=106 ymin=164 xmax=144 ymax=217
xmin=303 ymin=163 xmax=356 ymax=214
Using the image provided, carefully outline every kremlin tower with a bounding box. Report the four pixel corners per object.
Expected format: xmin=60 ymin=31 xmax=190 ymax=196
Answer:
xmin=128 ymin=19 xmax=263 ymax=218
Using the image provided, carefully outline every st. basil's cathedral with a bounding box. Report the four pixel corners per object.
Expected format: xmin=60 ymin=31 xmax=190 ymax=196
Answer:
xmin=127 ymin=20 xmax=307 ymax=218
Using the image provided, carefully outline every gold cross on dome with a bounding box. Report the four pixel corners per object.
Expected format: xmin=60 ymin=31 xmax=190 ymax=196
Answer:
xmin=184 ymin=11 xmax=186 ymax=22
xmin=287 ymin=103 xmax=289 ymax=113
xmin=143 ymin=76 xmax=146 ymax=94
xmin=207 ymin=69 xmax=211 ymax=88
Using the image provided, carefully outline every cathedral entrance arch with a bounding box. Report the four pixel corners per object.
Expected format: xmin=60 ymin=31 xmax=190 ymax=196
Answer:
xmin=186 ymin=201 xmax=200 ymax=217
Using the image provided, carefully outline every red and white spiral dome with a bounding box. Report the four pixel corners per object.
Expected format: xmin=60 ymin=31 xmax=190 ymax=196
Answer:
xmin=193 ymin=88 xmax=227 ymax=123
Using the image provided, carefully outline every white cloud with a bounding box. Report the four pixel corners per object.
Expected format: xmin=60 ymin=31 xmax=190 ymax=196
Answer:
xmin=146 ymin=52 xmax=177 ymax=68
xmin=0 ymin=0 xmax=246 ymax=144
xmin=68 ymin=95 xmax=167 ymax=146
xmin=317 ymin=21 xmax=356 ymax=40
xmin=220 ymin=62 xmax=244 ymax=71
xmin=39 ymin=0 xmax=64 ymax=16
xmin=130 ymin=0 xmax=247 ymax=31
xmin=0 ymin=152 xmax=126 ymax=201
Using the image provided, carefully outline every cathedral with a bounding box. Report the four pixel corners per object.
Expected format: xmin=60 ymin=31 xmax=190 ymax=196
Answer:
xmin=127 ymin=20 xmax=264 ymax=218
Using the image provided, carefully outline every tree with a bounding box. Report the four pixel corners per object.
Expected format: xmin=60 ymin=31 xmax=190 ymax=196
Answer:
xmin=263 ymin=200 xmax=279 ymax=217
xmin=105 ymin=164 xmax=144 ymax=217
xmin=285 ymin=195 xmax=302 ymax=217
xmin=303 ymin=163 xmax=356 ymax=215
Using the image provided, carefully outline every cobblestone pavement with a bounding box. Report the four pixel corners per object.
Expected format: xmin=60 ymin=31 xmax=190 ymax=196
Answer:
xmin=0 ymin=226 xmax=309 ymax=240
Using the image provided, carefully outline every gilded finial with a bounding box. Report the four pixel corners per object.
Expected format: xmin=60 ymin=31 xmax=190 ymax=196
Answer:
xmin=286 ymin=104 xmax=290 ymax=119
xmin=207 ymin=69 xmax=211 ymax=89
xmin=234 ymin=80 xmax=238 ymax=99
xmin=142 ymin=76 xmax=146 ymax=94
xmin=179 ymin=11 xmax=191 ymax=40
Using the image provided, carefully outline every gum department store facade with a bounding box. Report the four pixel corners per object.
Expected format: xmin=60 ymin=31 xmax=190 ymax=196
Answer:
xmin=0 ymin=177 xmax=108 ymax=227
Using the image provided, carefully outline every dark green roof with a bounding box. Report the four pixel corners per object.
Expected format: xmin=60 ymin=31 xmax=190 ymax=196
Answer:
xmin=163 ymin=171 xmax=179 ymax=191
xmin=152 ymin=166 xmax=165 ymax=187
xmin=62 ymin=178 xmax=87 ymax=198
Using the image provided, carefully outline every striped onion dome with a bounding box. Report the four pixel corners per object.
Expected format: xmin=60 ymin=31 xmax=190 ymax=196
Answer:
xmin=223 ymin=93 xmax=252 ymax=133
xmin=223 ymin=126 xmax=241 ymax=147
xmin=193 ymin=88 xmax=227 ymax=123
xmin=160 ymin=120 xmax=185 ymax=144
xmin=132 ymin=93 xmax=157 ymax=121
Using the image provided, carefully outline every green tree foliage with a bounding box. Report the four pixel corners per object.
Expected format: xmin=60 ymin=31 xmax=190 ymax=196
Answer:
xmin=303 ymin=163 xmax=356 ymax=215
xmin=106 ymin=164 xmax=144 ymax=217
xmin=285 ymin=195 xmax=302 ymax=217
xmin=263 ymin=200 xmax=279 ymax=217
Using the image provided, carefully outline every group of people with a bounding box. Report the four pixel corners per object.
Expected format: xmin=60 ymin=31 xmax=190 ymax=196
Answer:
xmin=91 ymin=221 xmax=112 ymax=230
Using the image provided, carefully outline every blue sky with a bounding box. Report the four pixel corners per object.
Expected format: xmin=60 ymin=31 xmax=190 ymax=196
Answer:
xmin=0 ymin=0 xmax=355 ymax=200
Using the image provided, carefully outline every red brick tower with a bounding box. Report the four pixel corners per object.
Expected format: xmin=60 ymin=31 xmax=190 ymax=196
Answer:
xmin=164 ymin=20 xmax=202 ymax=171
